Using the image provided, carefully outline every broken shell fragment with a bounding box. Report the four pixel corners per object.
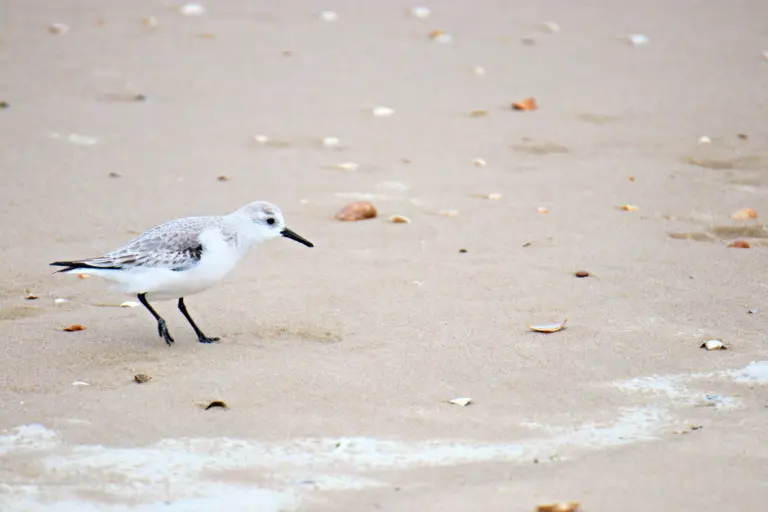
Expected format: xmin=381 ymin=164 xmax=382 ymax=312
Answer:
xmin=469 ymin=109 xmax=489 ymax=117
xmin=727 ymin=240 xmax=750 ymax=249
xmin=428 ymin=30 xmax=452 ymax=43
xmin=472 ymin=158 xmax=487 ymax=167
xmin=473 ymin=66 xmax=486 ymax=75
xmin=528 ymin=318 xmax=568 ymax=333
xmin=438 ymin=209 xmax=459 ymax=217
xmin=447 ymin=397 xmax=473 ymax=407
xmin=120 ymin=301 xmax=139 ymax=308
xmin=410 ymin=6 xmax=431 ymax=18
xmin=203 ymin=400 xmax=229 ymax=410
xmin=216 ymin=175 xmax=230 ymax=182
xmin=731 ymin=208 xmax=758 ymax=220
xmin=700 ymin=339 xmax=727 ymax=351
xmin=54 ymin=298 xmax=69 ymax=304
xmin=512 ymin=97 xmax=538 ymax=111
xmin=628 ymin=34 xmax=649 ymax=46
xmin=322 ymin=136 xmax=340 ymax=147
xmin=537 ymin=207 xmax=549 ymax=214
xmin=618 ymin=204 xmax=638 ymax=212
xmin=142 ymin=16 xmax=158 ymax=27
xmin=334 ymin=161 xmax=358 ymax=172
xmin=372 ymin=106 xmax=395 ymax=117
xmin=485 ymin=193 xmax=503 ymax=200
xmin=698 ymin=136 xmax=712 ymax=145
xmin=540 ymin=22 xmax=560 ymax=33
xmin=574 ymin=270 xmax=590 ymax=278
xmin=134 ymin=373 xmax=151 ymax=383
xmin=77 ymin=273 xmax=91 ymax=279
xmin=536 ymin=502 xmax=581 ymax=512
xmin=63 ymin=324 xmax=85 ymax=332
xmin=389 ymin=215 xmax=411 ymax=224
xmin=253 ymin=135 xmax=270 ymax=144
xmin=335 ymin=201 xmax=377 ymax=221
xmin=319 ymin=11 xmax=339 ymax=22
xmin=48 ymin=23 xmax=70 ymax=35
xmin=179 ymin=3 xmax=205 ymax=16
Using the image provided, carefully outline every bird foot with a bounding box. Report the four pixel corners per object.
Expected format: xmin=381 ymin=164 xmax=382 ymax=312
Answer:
xmin=157 ymin=319 xmax=175 ymax=346
xmin=197 ymin=335 xmax=220 ymax=344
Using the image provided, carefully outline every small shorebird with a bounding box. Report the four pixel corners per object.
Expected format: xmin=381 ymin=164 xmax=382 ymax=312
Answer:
xmin=51 ymin=201 xmax=314 ymax=346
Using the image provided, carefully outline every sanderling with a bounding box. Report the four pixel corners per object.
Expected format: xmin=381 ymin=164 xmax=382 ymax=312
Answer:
xmin=50 ymin=201 xmax=314 ymax=346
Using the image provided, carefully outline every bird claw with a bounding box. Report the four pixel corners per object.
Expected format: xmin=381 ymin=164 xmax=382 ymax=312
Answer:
xmin=197 ymin=335 xmax=220 ymax=344
xmin=157 ymin=319 xmax=175 ymax=346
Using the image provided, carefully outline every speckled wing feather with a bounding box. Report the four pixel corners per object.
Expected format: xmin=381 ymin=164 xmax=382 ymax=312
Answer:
xmin=102 ymin=217 xmax=221 ymax=271
xmin=51 ymin=217 xmax=224 ymax=273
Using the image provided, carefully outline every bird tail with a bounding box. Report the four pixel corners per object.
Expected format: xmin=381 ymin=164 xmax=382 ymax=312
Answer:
xmin=49 ymin=260 xmax=121 ymax=273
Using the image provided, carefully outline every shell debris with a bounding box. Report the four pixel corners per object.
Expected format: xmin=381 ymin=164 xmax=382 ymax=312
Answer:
xmin=472 ymin=158 xmax=487 ymax=167
xmin=335 ymin=161 xmax=358 ymax=172
xmin=389 ymin=215 xmax=411 ymax=224
xmin=410 ymin=6 xmax=431 ymax=18
xmin=372 ymin=106 xmax=395 ymax=117
xmin=179 ymin=3 xmax=205 ymax=16
xmin=428 ymin=30 xmax=452 ymax=43
xmin=322 ymin=136 xmax=340 ymax=147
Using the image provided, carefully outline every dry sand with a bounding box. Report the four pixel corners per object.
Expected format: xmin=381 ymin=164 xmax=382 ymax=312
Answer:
xmin=1 ymin=0 xmax=768 ymax=510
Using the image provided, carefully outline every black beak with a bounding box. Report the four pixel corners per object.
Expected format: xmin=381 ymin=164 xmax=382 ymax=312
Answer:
xmin=281 ymin=228 xmax=314 ymax=248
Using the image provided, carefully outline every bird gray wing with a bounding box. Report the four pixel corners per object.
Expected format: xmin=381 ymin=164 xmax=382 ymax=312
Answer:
xmin=97 ymin=217 xmax=218 ymax=271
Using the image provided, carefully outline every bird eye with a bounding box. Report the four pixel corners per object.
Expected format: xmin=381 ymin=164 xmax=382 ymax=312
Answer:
xmin=266 ymin=218 xmax=275 ymax=225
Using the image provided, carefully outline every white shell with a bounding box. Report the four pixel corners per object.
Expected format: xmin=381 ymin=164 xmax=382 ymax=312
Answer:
xmin=54 ymin=298 xmax=69 ymax=305
xmin=71 ymin=381 xmax=90 ymax=386
xmin=540 ymin=22 xmax=560 ymax=33
xmin=372 ymin=106 xmax=395 ymax=117
xmin=702 ymin=339 xmax=724 ymax=351
xmin=472 ymin=158 xmax=487 ymax=167
xmin=253 ymin=135 xmax=269 ymax=144
xmin=179 ymin=3 xmax=205 ymax=16
xmin=698 ymin=136 xmax=711 ymax=145
xmin=335 ymin=161 xmax=358 ymax=172
xmin=628 ymin=34 xmax=649 ymax=46
xmin=322 ymin=136 xmax=340 ymax=147
xmin=410 ymin=7 xmax=431 ymax=18
xmin=447 ymin=397 xmax=473 ymax=407
xmin=319 ymin=11 xmax=339 ymax=22
xmin=486 ymin=193 xmax=502 ymax=200
xmin=120 ymin=301 xmax=139 ymax=308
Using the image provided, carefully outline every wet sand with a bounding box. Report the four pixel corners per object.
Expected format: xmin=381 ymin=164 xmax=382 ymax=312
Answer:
xmin=1 ymin=0 xmax=767 ymax=510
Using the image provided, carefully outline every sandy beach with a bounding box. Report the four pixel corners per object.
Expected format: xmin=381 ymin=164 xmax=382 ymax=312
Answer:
xmin=1 ymin=0 xmax=767 ymax=510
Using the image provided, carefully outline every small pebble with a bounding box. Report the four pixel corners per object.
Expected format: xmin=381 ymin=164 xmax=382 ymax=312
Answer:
xmin=458 ymin=248 xmax=468 ymax=253
xmin=179 ymin=3 xmax=205 ymax=16
xmin=410 ymin=6 xmax=431 ymax=18
xmin=574 ymin=270 xmax=590 ymax=278
xmin=0 ymin=101 xmax=9 ymax=109
xmin=134 ymin=373 xmax=152 ymax=383
xmin=319 ymin=11 xmax=339 ymax=22
xmin=389 ymin=215 xmax=411 ymax=224
xmin=108 ymin=172 xmax=122 ymax=178
xmin=217 ymin=175 xmax=230 ymax=182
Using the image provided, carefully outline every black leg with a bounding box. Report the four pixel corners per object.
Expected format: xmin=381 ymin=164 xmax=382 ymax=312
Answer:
xmin=177 ymin=297 xmax=220 ymax=344
xmin=137 ymin=293 xmax=174 ymax=346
